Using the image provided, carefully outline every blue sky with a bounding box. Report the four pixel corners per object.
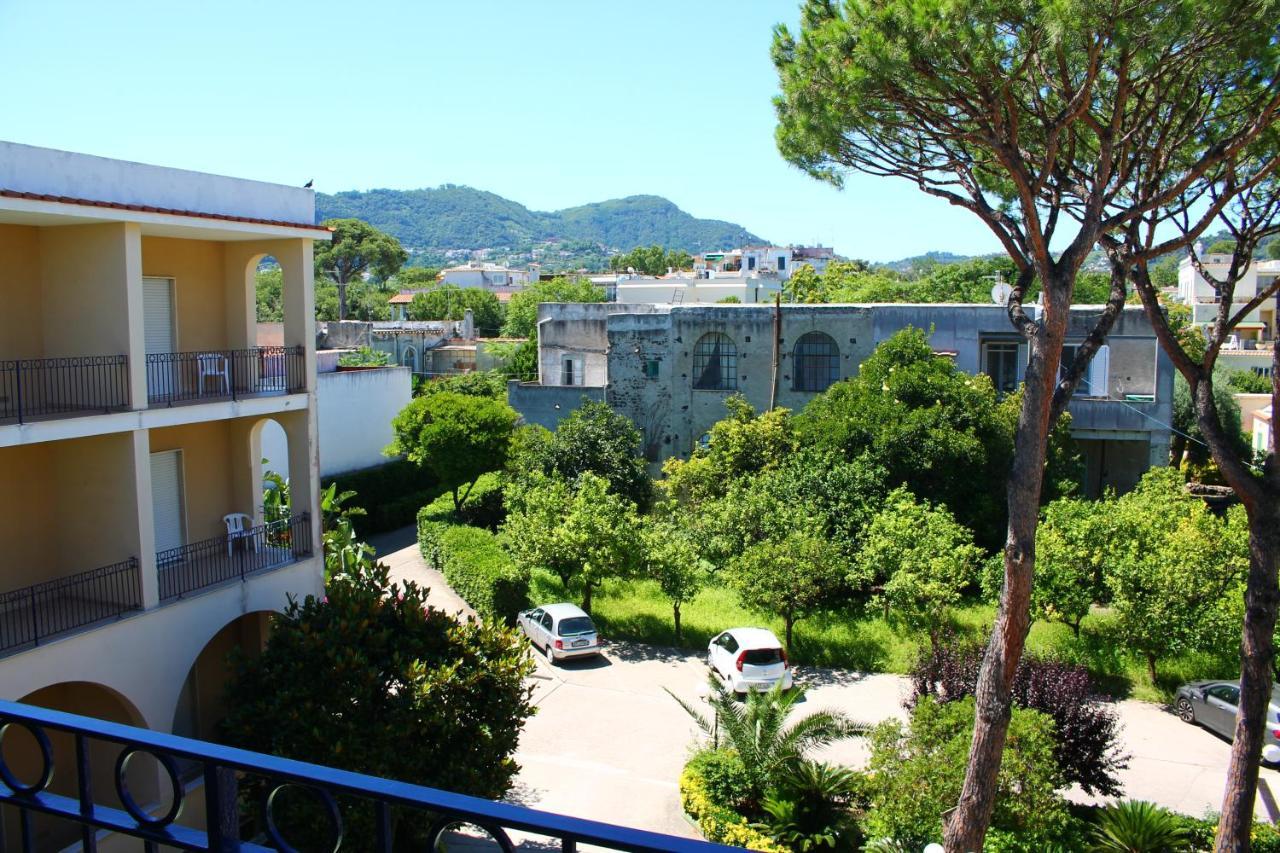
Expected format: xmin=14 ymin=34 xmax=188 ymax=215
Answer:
xmin=0 ymin=1 xmax=1002 ymax=261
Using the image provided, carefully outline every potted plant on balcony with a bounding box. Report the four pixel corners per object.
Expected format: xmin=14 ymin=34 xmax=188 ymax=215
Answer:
xmin=336 ymin=347 xmax=391 ymax=371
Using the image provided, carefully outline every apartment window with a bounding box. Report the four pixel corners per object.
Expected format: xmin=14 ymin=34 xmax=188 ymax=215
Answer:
xmin=792 ymin=331 xmax=839 ymax=392
xmin=692 ymin=333 xmax=738 ymax=391
xmin=747 ymin=256 xmax=757 ymax=271
xmin=401 ymin=346 xmax=416 ymax=370
xmin=492 ymin=274 xmax=506 ymax=285
xmin=644 ymin=359 xmax=661 ymax=379
xmin=1061 ymin=343 xmax=1110 ymax=397
xmin=982 ymin=341 xmax=1022 ymax=396
xmin=777 ymin=256 xmax=786 ymax=271
xmin=561 ymin=356 xmax=584 ymax=386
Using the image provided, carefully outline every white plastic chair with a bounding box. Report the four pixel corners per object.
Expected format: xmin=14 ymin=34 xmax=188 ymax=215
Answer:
xmin=198 ymin=353 xmax=230 ymax=396
xmin=223 ymin=513 xmax=257 ymax=556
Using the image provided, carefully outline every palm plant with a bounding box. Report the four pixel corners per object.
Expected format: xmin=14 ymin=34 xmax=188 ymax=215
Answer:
xmin=757 ymin=760 xmax=863 ymax=850
xmin=669 ymin=675 xmax=866 ymax=809
xmin=1088 ymin=800 xmax=1191 ymax=853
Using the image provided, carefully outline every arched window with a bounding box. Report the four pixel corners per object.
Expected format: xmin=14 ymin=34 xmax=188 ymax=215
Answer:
xmin=402 ymin=346 xmax=417 ymax=370
xmin=792 ymin=331 xmax=839 ymax=392
xmin=692 ymin=333 xmax=737 ymax=391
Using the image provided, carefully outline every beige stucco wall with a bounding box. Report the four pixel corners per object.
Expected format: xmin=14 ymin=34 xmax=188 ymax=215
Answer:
xmin=0 ymin=443 xmax=57 ymax=577
xmin=0 ymin=224 xmax=43 ymax=358
xmin=40 ymin=222 xmax=138 ymax=361
xmin=149 ymin=421 xmax=236 ymax=543
xmin=143 ymin=236 xmax=228 ymax=352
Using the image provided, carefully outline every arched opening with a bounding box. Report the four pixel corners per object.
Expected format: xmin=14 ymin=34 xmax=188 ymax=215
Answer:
xmin=249 ymin=417 xmax=291 ymax=528
xmin=172 ymin=611 xmax=273 ymax=745
xmin=692 ymin=332 xmax=738 ymax=391
xmin=792 ymin=331 xmax=840 ymax=392
xmin=5 ymin=682 xmax=151 ymax=851
xmin=402 ymin=345 xmax=417 ymax=371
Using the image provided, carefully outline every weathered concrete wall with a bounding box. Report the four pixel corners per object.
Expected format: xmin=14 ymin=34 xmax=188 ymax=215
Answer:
xmin=319 ymin=321 xmax=371 ymax=349
xmin=508 ymin=381 xmax=605 ymax=431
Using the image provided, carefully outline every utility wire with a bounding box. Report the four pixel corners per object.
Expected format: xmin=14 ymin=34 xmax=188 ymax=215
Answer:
xmin=1113 ymin=398 xmax=1264 ymax=473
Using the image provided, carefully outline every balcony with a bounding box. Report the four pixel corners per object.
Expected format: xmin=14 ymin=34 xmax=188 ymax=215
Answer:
xmin=0 ymin=355 xmax=130 ymax=425
xmin=146 ymin=346 xmax=305 ymax=407
xmin=0 ymin=698 xmax=727 ymax=852
xmin=0 ymin=558 xmax=141 ymax=655
xmin=158 ymin=513 xmax=313 ymax=602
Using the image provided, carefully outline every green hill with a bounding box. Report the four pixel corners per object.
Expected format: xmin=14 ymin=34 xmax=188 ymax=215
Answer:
xmin=315 ymin=186 xmax=762 ymax=253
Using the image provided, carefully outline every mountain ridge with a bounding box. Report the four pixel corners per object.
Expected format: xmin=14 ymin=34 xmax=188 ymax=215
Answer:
xmin=315 ymin=186 xmax=764 ymax=256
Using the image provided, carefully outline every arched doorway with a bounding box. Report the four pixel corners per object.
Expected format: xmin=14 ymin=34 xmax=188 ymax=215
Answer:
xmin=6 ymin=682 xmax=150 ymax=850
xmin=171 ymin=611 xmax=273 ymax=745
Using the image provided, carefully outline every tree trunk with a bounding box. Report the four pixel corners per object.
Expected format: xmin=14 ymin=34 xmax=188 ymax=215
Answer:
xmin=785 ymin=615 xmax=794 ymax=650
xmin=1217 ymin=506 xmax=1280 ymax=852
xmin=673 ymin=602 xmax=682 ymax=644
xmin=945 ymin=292 xmax=1064 ymax=853
xmin=338 ymin=280 xmax=348 ymax=321
xmin=1170 ymin=433 xmax=1187 ymax=469
xmin=582 ymin=583 xmax=593 ymax=615
xmin=1146 ymin=652 xmax=1158 ymax=687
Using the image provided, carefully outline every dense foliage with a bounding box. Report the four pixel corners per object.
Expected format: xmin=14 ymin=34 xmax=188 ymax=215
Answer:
xmin=321 ymin=459 xmax=439 ymax=536
xmin=909 ymin=641 xmax=1127 ymax=796
xmin=861 ymin=698 xmax=1072 ymax=850
xmin=387 ymin=392 xmax=518 ymax=510
xmin=405 ymin=283 xmax=504 ymax=335
xmin=608 ymin=244 xmax=694 ymax=275
xmin=220 ymin=560 xmax=534 ymax=847
xmin=435 ymin=524 xmax=529 ymax=622
xmin=412 ymin=368 xmax=508 ymax=400
xmin=501 ymin=276 xmax=606 ymax=338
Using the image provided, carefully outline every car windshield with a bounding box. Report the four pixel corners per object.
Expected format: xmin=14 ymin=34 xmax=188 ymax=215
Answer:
xmin=743 ymin=648 xmax=783 ymax=666
xmin=557 ymin=616 xmax=595 ymax=636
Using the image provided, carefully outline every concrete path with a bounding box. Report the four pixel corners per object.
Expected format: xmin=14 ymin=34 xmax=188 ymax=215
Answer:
xmin=368 ymin=525 xmax=473 ymax=618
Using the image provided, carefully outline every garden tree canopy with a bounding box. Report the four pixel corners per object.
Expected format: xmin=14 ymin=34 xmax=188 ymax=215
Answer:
xmin=501 ymin=277 xmax=605 ymax=338
xmin=485 ymin=339 xmax=538 ymax=382
xmin=387 ymin=391 xmax=518 ymax=511
xmin=857 ymin=489 xmax=983 ymax=654
xmin=502 ymin=472 xmax=643 ymax=613
xmin=1171 ymin=373 xmax=1251 ymax=470
xmin=315 ymin=278 xmax=392 ymax=322
xmin=773 ymin=2 xmax=1277 ymax=843
xmin=314 ymin=218 xmax=408 ymax=320
xmin=642 ymin=516 xmax=708 ymax=643
xmin=255 ymin=267 xmax=282 ymax=322
xmin=406 ymin=284 xmax=504 ymax=334
xmin=728 ymin=530 xmax=851 ymax=648
xmin=1104 ymin=468 xmax=1250 ymax=685
xmin=795 ymin=329 xmax=1077 ymax=551
xmin=391 ymin=266 xmax=442 ymax=288
xmin=861 ymin=697 xmax=1071 ymax=850
xmin=413 ymin=369 xmax=508 ymax=401
xmin=220 ymin=560 xmax=535 ymax=844
xmin=509 ymin=400 xmax=653 ymax=511
xmin=608 ymin=245 xmax=694 ymax=275
xmin=661 ymin=396 xmax=798 ymax=509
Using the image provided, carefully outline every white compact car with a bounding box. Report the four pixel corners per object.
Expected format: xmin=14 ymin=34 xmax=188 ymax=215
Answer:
xmin=707 ymin=627 xmax=793 ymax=695
xmin=517 ymin=602 xmax=601 ymax=663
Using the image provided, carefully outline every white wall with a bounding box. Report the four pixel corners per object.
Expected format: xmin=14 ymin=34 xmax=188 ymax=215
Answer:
xmin=0 ymin=141 xmax=315 ymax=223
xmin=317 ymin=367 xmax=412 ymax=477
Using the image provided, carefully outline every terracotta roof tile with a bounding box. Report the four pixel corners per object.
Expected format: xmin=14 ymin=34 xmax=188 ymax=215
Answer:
xmin=0 ymin=189 xmax=333 ymax=233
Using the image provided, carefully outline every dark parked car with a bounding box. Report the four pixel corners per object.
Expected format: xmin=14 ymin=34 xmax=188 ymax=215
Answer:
xmin=1174 ymin=680 xmax=1280 ymax=758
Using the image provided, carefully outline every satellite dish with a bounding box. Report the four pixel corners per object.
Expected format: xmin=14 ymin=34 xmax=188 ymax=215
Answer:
xmin=991 ymin=281 xmax=1013 ymax=306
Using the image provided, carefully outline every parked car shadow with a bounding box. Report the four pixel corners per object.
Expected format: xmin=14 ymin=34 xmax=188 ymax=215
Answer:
xmin=554 ymin=653 xmax=613 ymax=671
xmin=794 ymin=666 xmax=873 ymax=689
xmin=604 ymin=640 xmax=700 ymax=665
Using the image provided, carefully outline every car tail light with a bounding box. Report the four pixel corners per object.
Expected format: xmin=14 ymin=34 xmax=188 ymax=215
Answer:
xmin=554 ymin=640 xmax=564 ymax=650
xmin=1272 ymin=728 xmax=1280 ymax=738
xmin=736 ymin=651 xmax=746 ymax=672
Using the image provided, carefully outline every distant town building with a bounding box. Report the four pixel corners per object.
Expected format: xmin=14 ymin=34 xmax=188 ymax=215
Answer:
xmin=696 ymin=245 xmax=835 ymax=280
xmin=1176 ymin=252 xmax=1278 ymax=378
xmin=509 ymin=301 xmax=1174 ymax=498
xmin=612 ymin=272 xmax=784 ymax=305
xmin=440 ymin=262 xmax=538 ymax=291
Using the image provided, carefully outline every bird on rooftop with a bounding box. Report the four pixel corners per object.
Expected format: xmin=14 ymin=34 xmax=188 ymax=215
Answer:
xmin=303 ymin=179 xmax=314 ymax=188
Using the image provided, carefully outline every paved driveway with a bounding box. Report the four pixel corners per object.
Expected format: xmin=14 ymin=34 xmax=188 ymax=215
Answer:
xmin=372 ymin=528 xmax=1280 ymax=837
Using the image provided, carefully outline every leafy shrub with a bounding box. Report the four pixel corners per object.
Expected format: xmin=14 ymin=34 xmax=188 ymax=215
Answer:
xmin=416 ymin=473 xmax=507 ymax=565
xmin=1088 ymin=800 xmax=1190 ymax=852
xmin=756 ymin=760 xmax=864 ymax=851
xmin=687 ymin=749 xmax=754 ymax=813
xmin=220 ymin=559 xmax=534 ymax=846
xmin=323 ymin=459 xmax=439 ymax=536
xmin=862 ymin=697 xmax=1073 ymax=851
xmin=910 ymin=640 xmax=1127 ymax=796
xmin=337 ymin=346 xmax=391 ymax=367
xmin=435 ymin=524 xmax=528 ymax=622
xmin=1162 ymin=812 xmax=1280 ymax=852
xmin=413 ymin=369 xmax=508 ymax=400
xmin=679 ymin=760 xmax=789 ymax=852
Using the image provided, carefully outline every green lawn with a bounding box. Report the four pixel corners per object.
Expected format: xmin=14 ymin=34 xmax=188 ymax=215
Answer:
xmin=531 ymin=571 xmax=1239 ymax=703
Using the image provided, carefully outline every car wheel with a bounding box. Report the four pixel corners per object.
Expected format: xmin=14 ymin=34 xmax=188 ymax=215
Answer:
xmin=1176 ymin=697 xmax=1196 ymax=723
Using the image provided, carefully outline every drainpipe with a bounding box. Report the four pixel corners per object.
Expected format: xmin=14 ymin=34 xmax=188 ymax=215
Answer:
xmin=769 ymin=294 xmax=781 ymax=411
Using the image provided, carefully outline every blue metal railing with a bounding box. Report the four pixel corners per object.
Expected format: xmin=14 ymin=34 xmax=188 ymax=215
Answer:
xmin=0 ymin=699 xmax=734 ymax=852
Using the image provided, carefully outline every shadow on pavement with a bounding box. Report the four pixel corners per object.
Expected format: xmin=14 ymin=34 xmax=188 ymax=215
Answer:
xmin=367 ymin=524 xmax=418 ymax=557
xmin=795 ymin=667 xmax=873 ymax=689
xmin=604 ymin=641 xmax=700 ymax=665
xmin=554 ymin=653 xmax=613 ymax=671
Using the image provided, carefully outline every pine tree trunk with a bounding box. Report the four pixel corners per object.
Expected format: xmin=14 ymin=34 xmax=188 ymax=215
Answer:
xmin=1217 ymin=506 xmax=1280 ymax=852
xmin=338 ymin=281 xmax=348 ymax=321
xmin=945 ymin=296 xmax=1063 ymax=852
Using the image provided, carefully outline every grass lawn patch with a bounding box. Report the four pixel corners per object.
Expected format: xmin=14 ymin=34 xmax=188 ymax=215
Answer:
xmin=531 ymin=571 xmax=1239 ymax=703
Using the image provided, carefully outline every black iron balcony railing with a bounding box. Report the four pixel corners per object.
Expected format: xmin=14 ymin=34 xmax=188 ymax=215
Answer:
xmin=0 ymin=700 xmax=728 ymax=852
xmin=0 ymin=558 xmax=141 ymax=654
xmin=0 ymin=355 xmax=130 ymax=424
xmin=158 ymin=513 xmax=312 ymax=602
xmin=145 ymin=346 xmax=305 ymax=406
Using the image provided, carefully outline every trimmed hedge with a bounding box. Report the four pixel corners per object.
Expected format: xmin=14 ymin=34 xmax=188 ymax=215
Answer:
xmin=434 ymin=526 xmax=529 ymax=623
xmin=323 ymin=460 xmax=439 ymax=536
xmin=416 ymin=473 xmax=506 ymax=564
xmin=679 ymin=758 xmax=787 ymax=852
